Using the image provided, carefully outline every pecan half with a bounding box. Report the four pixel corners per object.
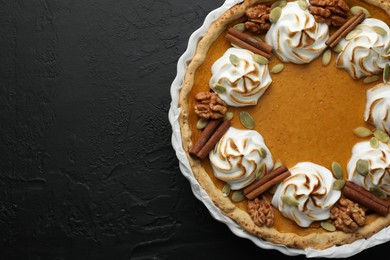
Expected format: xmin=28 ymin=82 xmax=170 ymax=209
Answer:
xmin=248 ymin=195 xmax=274 ymax=227
xmin=194 ymin=92 xmax=227 ymax=120
xmin=330 ymin=198 xmax=366 ymax=233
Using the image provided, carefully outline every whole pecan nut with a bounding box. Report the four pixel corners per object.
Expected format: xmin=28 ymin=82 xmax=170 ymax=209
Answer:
xmin=330 ymin=198 xmax=366 ymax=233
xmin=194 ymin=92 xmax=227 ymax=119
xmin=248 ymin=195 xmax=274 ymax=227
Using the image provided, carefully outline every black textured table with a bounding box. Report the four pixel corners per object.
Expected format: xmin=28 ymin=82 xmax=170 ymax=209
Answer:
xmin=0 ymin=0 xmax=387 ymax=259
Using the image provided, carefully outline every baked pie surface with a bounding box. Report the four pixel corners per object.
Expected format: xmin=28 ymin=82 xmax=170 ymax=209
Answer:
xmin=175 ymin=0 xmax=390 ymax=253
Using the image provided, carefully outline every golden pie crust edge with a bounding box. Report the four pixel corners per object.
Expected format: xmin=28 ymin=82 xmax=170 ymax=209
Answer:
xmin=177 ymin=0 xmax=390 ymax=250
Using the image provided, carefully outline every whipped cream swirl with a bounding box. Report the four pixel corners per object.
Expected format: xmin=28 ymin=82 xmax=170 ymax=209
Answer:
xmin=365 ymin=83 xmax=390 ymax=134
xmin=271 ymin=162 xmax=341 ymax=227
xmin=209 ymin=127 xmax=273 ymax=190
xmin=209 ymin=47 xmax=272 ymax=107
xmin=336 ymin=18 xmax=390 ymax=79
xmin=347 ymin=141 xmax=390 ymax=196
xmin=265 ymin=1 xmax=329 ymax=64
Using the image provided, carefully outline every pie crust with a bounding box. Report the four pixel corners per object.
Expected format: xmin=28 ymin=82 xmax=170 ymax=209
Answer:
xmin=177 ymin=0 xmax=390 ymax=251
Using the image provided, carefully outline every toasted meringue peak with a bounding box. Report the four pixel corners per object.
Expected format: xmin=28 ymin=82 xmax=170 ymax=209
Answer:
xmin=265 ymin=1 xmax=329 ymax=64
xmin=209 ymin=127 xmax=273 ymax=190
xmin=209 ymin=47 xmax=272 ymax=107
xmin=336 ymin=18 xmax=390 ymax=79
xmin=365 ymin=83 xmax=390 ymax=134
xmin=347 ymin=141 xmax=390 ymax=196
xmin=271 ymin=162 xmax=341 ymax=227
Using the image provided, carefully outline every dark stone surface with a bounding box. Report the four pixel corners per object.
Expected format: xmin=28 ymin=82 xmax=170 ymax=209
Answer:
xmin=0 ymin=0 xmax=388 ymax=259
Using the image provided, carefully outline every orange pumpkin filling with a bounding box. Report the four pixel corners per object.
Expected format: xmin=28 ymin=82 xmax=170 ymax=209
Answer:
xmin=188 ymin=0 xmax=390 ymax=235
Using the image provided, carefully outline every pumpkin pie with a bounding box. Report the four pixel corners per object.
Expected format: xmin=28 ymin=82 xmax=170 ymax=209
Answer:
xmin=175 ymin=0 xmax=390 ymax=253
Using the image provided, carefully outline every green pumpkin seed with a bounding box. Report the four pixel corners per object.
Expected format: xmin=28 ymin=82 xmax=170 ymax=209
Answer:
xmin=350 ymin=6 xmax=371 ymax=18
xmin=256 ymin=162 xmax=265 ymax=180
xmin=270 ymin=7 xmax=282 ymax=23
xmin=363 ymin=75 xmax=379 ymax=84
xmin=331 ymin=161 xmax=343 ymax=179
xmin=298 ymin=0 xmax=308 ymax=11
xmin=268 ymin=184 xmax=279 ymax=194
xmin=385 ymin=44 xmax=390 ymax=55
xmin=223 ymin=111 xmax=234 ymax=121
xmin=252 ymin=36 xmax=265 ymax=44
xmin=252 ymin=54 xmax=269 ymax=65
xmin=321 ymin=222 xmax=336 ymax=232
xmin=259 ymin=147 xmax=267 ymax=158
xmin=322 ymin=49 xmax=332 ymax=66
xmin=233 ymin=23 xmax=246 ymax=32
xmin=372 ymin=26 xmax=387 ymax=36
xmin=213 ymin=140 xmax=220 ymax=154
xmin=355 ymin=24 xmax=366 ymax=30
xmin=383 ymin=64 xmax=390 ymax=84
xmin=333 ymin=179 xmax=346 ymax=190
xmin=196 ymin=118 xmax=209 ymax=129
xmin=345 ymin=29 xmax=362 ymax=41
xmin=231 ymin=190 xmax=245 ymax=202
xmin=222 ymin=184 xmax=231 ymax=197
xmin=229 ymin=54 xmax=240 ymax=66
xmin=370 ymin=136 xmax=379 ymax=148
xmin=273 ymin=160 xmax=283 ymax=170
xmin=271 ymin=0 xmax=287 ymax=9
xmin=373 ymin=129 xmax=390 ymax=143
xmin=353 ymin=126 xmax=373 ymax=137
xmin=240 ymin=111 xmax=255 ymax=129
xmin=281 ymin=195 xmax=299 ymax=207
xmin=271 ymin=63 xmax=284 ymax=74
xmin=213 ymin=83 xmax=227 ymax=94
xmin=332 ymin=43 xmax=343 ymax=53
xmin=356 ymin=159 xmax=369 ymax=176
xmin=369 ymin=186 xmax=387 ymax=200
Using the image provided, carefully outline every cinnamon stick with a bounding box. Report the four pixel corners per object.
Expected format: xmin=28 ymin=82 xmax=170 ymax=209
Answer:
xmin=189 ymin=118 xmax=222 ymax=157
xmin=343 ymin=181 xmax=389 ymax=216
xmin=226 ymin=33 xmax=272 ymax=60
xmin=326 ymin=10 xmax=366 ymax=48
xmin=244 ymin=164 xmax=288 ymax=195
xmin=345 ymin=181 xmax=389 ymax=208
xmin=227 ymin=27 xmax=273 ymax=53
xmin=196 ymin=120 xmax=231 ymax=160
xmin=245 ymin=170 xmax=291 ymax=200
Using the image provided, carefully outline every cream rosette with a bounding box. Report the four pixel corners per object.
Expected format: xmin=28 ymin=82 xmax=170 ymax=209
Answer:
xmin=336 ymin=18 xmax=390 ymax=79
xmin=347 ymin=141 xmax=390 ymax=196
xmin=265 ymin=1 xmax=329 ymax=64
xmin=209 ymin=127 xmax=273 ymax=190
xmin=271 ymin=162 xmax=341 ymax=227
xmin=209 ymin=47 xmax=272 ymax=107
xmin=365 ymin=83 xmax=390 ymax=134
